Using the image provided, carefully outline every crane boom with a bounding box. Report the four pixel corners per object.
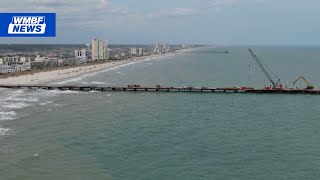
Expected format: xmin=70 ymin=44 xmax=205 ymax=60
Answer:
xmin=249 ymin=49 xmax=280 ymax=88
xmin=293 ymin=76 xmax=314 ymax=90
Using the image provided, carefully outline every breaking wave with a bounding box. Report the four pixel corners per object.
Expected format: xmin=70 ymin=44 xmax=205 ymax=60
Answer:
xmin=0 ymin=127 xmax=11 ymax=136
xmin=2 ymin=102 xmax=31 ymax=109
xmin=0 ymin=111 xmax=17 ymax=121
xmin=91 ymin=82 xmax=106 ymax=85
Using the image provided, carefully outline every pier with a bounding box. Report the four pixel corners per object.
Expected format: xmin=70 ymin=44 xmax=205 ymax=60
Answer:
xmin=0 ymin=85 xmax=320 ymax=95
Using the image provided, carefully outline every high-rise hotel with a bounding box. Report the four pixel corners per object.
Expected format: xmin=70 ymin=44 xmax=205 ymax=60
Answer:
xmin=91 ymin=39 xmax=108 ymax=61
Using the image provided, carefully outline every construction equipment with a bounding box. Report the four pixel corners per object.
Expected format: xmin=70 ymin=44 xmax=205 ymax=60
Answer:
xmin=249 ymin=49 xmax=281 ymax=89
xmin=293 ymin=76 xmax=315 ymax=90
xmin=128 ymin=84 xmax=141 ymax=88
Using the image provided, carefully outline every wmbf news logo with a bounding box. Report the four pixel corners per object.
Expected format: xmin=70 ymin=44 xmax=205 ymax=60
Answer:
xmin=0 ymin=13 xmax=56 ymax=37
xmin=8 ymin=16 xmax=46 ymax=34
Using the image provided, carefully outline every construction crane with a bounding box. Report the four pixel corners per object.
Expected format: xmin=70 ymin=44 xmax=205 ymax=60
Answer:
xmin=293 ymin=76 xmax=314 ymax=90
xmin=248 ymin=49 xmax=281 ymax=89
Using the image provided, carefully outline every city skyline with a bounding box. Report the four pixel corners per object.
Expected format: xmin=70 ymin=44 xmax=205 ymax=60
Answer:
xmin=0 ymin=0 xmax=319 ymax=45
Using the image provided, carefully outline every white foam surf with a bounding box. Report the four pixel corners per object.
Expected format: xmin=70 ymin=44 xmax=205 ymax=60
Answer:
xmin=0 ymin=111 xmax=17 ymax=121
xmin=91 ymin=81 xmax=106 ymax=85
xmin=53 ymin=52 xmax=182 ymax=85
xmin=0 ymin=127 xmax=11 ymax=136
xmin=100 ymin=61 xmax=139 ymax=73
xmin=89 ymin=90 xmax=100 ymax=93
xmin=5 ymin=97 xmax=39 ymax=102
xmin=35 ymin=89 xmax=87 ymax=97
xmin=51 ymin=90 xmax=86 ymax=94
xmin=54 ymin=77 xmax=83 ymax=85
xmin=2 ymin=102 xmax=31 ymax=109
xmin=39 ymin=101 xmax=53 ymax=106
xmin=82 ymin=72 xmax=98 ymax=78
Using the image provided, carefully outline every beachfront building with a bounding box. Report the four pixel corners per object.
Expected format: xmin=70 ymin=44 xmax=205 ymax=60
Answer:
xmin=1 ymin=56 xmax=31 ymax=65
xmin=0 ymin=65 xmax=15 ymax=73
xmin=75 ymin=49 xmax=87 ymax=64
xmin=108 ymin=49 xmax=115 ymax=60
xmin=12 ymin=64 xmax=31 ymax=71
xmin=0 ymin=56 xmax=32 ymax=73
xmin=154 ymin=43 xmax=170 ymax=54
xmin=86 ymin=51 xmax=92 ymax=59
xmin=75 ymin=49 xmax=86 ymax=58
xmin=130 ymin=48 xmax=137 ymax=56
xmin=35 ymin=55 xmax=57 ymax=62
xmin=155 ymin=43 xmax=160 ymax=50
xmin=138 ymin=48 xmax=143 ymax=56
xmin=75 ymin=48 xmax=87 ymax=63
xmin=109 ymin=48 xmax=127 ymax=60
xmin=0 ymin=64 xmax=31 ymax=73
xmin=164 ymin=43 xmax=170 ymax=53
xmin=92 ymin=39 xmax=108 ymax=61
xmin=130 ymin=48 xmax=144 ymax=57
xmin=35 ymin=55 xmax=44 ymax=62
xmin=85 ymin=44 xmax=92 ymax=59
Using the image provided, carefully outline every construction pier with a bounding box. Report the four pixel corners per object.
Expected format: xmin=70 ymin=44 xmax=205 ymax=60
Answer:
xmin=0 ymin=85 xmax=320 ymax=95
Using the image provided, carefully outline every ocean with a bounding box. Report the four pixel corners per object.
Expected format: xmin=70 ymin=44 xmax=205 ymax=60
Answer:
xmin=1 ymin=46 xmax=320 ymax=179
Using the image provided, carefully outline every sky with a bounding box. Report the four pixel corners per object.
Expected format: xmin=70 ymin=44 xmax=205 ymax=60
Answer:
xmin=0 ymin=0 xmax=320 ymax=45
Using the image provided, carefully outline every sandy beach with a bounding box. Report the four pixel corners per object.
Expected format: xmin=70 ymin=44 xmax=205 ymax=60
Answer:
xmin=0 ymin=47 xmax=195 ymax=86
xmin=0 ymin=53 xmax=179 ymax=86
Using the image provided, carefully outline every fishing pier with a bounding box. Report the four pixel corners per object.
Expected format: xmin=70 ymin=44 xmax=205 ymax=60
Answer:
xmin=0 ymin=85 xmax=319 ymax=95
xmin=0 ymin=49 xmax=317 ymax=95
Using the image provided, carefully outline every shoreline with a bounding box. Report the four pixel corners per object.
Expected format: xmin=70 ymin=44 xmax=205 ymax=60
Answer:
xmin=0 ymin=50 xmax=190 ymax=86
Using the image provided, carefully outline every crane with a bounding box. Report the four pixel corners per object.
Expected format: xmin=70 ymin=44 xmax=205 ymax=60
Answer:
xmin=248 ymin=49 xmax=281 ymax=89
xmin=293 ymin=76 xmax=314 ymax=90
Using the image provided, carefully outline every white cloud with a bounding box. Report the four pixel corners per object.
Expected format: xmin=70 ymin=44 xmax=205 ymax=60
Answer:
xmin=147 ymin=7 xmax=196 ymax=19
xmin=27 ymin=0 xmax=74 ymax=7
xmin=0 ymin=0 xmax=130 ymax=17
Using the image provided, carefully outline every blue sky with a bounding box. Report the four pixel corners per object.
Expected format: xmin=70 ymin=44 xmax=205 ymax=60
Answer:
xmin=0 ymin=0 xmax=320 ymax=45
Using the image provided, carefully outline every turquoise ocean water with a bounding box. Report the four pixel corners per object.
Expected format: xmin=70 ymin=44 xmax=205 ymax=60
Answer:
xmin=1 ymin=46 xmax=320 ymax=179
